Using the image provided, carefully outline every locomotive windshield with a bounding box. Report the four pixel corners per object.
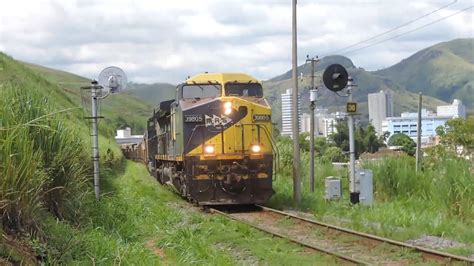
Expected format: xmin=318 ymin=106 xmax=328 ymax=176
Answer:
xmin=182 ymin=84 xmax=221 ymax=99
xmin=225 ymin=83 xmax=263 ymax=97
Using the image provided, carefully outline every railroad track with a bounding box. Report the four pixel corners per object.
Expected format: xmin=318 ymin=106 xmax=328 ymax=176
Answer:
xmin=210 ymin=205 xmax=474 ymax=265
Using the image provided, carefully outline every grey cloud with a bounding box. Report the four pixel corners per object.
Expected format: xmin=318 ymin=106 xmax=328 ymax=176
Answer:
xmin=1 ymin=0 xmax=472 ymax=83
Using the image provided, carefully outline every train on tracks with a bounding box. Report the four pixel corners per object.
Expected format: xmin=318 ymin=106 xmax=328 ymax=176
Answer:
xmin=123 ymin=73 xmax=278 ymax=205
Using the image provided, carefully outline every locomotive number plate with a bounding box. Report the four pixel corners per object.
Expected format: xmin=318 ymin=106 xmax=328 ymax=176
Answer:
xmin=253 ymin=114 xmax=271 ymax=121
xmin=184 ymin=114 xmax=204 ymax=123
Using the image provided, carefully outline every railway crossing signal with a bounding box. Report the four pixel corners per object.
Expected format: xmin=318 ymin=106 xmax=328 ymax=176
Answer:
xmin=323 ymin=64 xmax=349 ymax=92
xmin=322 ymin=65 xmax=359 ymax=204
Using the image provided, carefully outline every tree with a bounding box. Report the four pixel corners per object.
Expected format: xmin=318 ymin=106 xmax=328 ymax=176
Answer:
xmin=273 ymin=126 xmax=281 ymax=138
xmin=364 ymin=123 xmax=385 ymax=153
xmin=436 ymin=117 xmax=474 ymax=156
xmin=314 ymin=137 xmax=330 ymax=156
xmin=387 ymin=133 xmax=416 ymax=156
xmin=330 ymin=122 xmax=350 ymax=152
xmin=330 ymin=121 xmax=383 ymax=158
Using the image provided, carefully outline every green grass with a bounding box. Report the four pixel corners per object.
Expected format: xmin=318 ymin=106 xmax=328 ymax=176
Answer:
xmin=40 ymin=160 xmax=340 ymax=264
xmin=268 ymin=139 xmax=474 ymax=256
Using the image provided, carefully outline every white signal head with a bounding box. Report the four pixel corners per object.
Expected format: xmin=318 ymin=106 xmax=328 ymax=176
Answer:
xmin=98 ymin=66 xmax=127 ymax=93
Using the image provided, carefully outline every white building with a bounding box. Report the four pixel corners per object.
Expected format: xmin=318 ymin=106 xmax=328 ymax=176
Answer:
xmin=300 ymin=109 xmax=343 ymax=139
xmin=382 ymin=110 xmax=449 ymax=145
xmin=115 ymin=127 xmax=143 ymax=145
xmin=437 ymin=99 xmax=466 ymax=119
xmin=322 ymin=117 xmax=337 ymax=137
xmin=281 ymin=88 xmax=301 ymax=138
xmin=368 ymin=90 xmax=393 ymax=136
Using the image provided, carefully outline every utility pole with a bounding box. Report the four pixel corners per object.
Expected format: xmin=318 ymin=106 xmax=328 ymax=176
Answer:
xmin=347 ymin=77 xmax=358 ymax=204
xmin=291 ymin=0 xmax=301 ymax=204
xmin=91 ymin=80 xmax=101 ymax=200
xmin=306 ymin=56 xmax=319 ymax=193
xmin=416 ymin=92 xmax=422 ymax=173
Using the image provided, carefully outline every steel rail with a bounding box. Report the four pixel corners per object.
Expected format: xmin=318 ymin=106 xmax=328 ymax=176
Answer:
xmin=257 ymin=205 xmax=474 ymax=265
xmin=210 ymin=208 xmax=367 ymax=265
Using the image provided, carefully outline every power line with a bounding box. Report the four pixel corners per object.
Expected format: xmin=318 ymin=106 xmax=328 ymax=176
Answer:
xmin=343 ymin=5 xmax=473 ymax=56
xmin=323 ymin=0 xmax=458 ymax=56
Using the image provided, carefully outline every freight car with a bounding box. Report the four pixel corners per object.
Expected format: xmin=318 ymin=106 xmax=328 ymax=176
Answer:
xmin=127 ymin=73 xmax=278 ymax=205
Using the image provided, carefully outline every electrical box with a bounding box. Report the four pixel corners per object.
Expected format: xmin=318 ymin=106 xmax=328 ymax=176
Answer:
xmin=357 ymin=169 xmax=373 ymax=206
xmin=310 ymin=89 xmax=318 ymax=102
xmin=325 ymin=177 xmax=342 ymax=200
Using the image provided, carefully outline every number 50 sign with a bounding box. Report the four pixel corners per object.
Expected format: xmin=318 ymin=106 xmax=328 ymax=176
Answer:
xmin=347 ymin=102 xmax=357 ymax=113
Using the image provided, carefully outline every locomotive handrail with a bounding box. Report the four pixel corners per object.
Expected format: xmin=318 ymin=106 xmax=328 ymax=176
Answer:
xmin=258 ymin=125 xmax=280 ymax=180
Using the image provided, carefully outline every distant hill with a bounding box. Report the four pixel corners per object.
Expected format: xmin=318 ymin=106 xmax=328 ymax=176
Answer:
xmin=18 ymin=59 xmax=152 ymax=133
xmin=125 ymin=82 xmax=175 ymax=107
xmin=269 ymin=55 xmax=355 ymax=82
xmin=263 ymin=55 xmax=446 ymax=127
xmin=375 ymin=38 xmax=474 ymax=108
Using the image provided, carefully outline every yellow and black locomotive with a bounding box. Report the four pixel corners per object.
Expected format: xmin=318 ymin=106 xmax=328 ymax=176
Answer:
xmin=142 ymin=73 xmax=276 ymax=205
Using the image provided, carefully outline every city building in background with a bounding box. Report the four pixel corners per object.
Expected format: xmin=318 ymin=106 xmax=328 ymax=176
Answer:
xmin=436 ymin=99 xmax=466 ymax=118
xmin=382 ymin=99 xmax=467 ymax=145
xmin=300 ymin=108 xmax=345 ymax=139
xmin=382 ymin=109 xmax=450 ymax=145
xmin=281 ymin=88 xmax=301 ymax=138
xmin=368 ymin=90 xmax=393 ymax=136
xmin=300 ymin=113 xmax=311 ymax=133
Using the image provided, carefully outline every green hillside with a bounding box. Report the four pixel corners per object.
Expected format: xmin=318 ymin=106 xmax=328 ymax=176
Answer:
xmin=0 ymin=52 xmax=161 ymax=264
xmin=375 ymin=38 xmax=474 ymax=109
xmin=125 ymin=82 xmax=175 ymax=106
xmin=21 ymin=62 xmax=153 ymax=134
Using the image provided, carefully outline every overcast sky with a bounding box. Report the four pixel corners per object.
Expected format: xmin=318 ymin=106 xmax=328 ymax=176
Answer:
xmin=1 ymin=0 xmax=473 ymax=83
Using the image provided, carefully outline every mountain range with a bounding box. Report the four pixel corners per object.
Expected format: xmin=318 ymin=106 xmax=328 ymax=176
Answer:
xmin=126 ymin=38 xmax=473 ymax=126
xmin=2 ymin=38 xmax=470 ymax=131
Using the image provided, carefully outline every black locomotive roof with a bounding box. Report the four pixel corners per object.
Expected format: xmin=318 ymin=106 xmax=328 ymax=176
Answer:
xmin=159 ymin=99 xmax=174 ymax=113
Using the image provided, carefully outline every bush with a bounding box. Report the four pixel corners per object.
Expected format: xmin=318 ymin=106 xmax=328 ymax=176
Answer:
xmin=322 ymin=146 xmax=347 ymax=162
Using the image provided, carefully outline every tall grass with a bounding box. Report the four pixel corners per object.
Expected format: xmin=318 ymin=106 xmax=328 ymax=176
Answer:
xmin=363 ymin=154 xmax=473 ymax=221
xmin=0 ymin=83 xmax=90 ymax=235
xmin=269 ymin=137 xmax=473 ymax=247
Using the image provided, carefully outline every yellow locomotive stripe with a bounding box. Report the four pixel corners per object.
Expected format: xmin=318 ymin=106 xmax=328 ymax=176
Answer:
xmin=191 ymin=172 xmax=268 ymax=180
xmin=198 ymin=154 xmax=245 ymax=160
xmin=155 ymin=154 xmax=184 ymax=161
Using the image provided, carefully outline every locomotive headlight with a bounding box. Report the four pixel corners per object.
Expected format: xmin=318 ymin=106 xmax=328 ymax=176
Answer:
xmin=250 ymin=144 xmax=261 ymax=153
xmin=223 ymin=101 xmax=232 ymax=115
xmin=204 ymin=144 xmax=215 ymax=154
